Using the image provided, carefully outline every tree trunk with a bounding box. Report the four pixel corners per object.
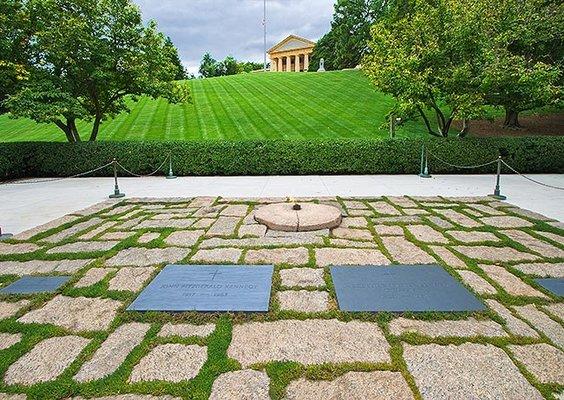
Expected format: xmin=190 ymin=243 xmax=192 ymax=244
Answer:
xmin=89 ymin=116 xmax=101 ymax=141
xmin=54 ymin=120 xmax=75 ymax=143
xmin=68 ymin=119 xmax=81 ymax=142
xmin=503 ymin=108 xmax=521 ymax=129
xmin=458 ymin=119 xmax=469 ymax=138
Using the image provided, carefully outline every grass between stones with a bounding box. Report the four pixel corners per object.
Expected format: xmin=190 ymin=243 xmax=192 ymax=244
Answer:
xmin=0 ymin=196 xmax=562 ymax=399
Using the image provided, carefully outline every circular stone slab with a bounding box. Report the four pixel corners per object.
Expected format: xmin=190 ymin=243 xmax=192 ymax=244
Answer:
xmin=254 ymin=203 xmax=341 ymax=232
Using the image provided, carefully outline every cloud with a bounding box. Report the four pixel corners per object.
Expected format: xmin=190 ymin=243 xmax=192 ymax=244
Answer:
xmin=134 ymin=0 xmax=334 ymax=74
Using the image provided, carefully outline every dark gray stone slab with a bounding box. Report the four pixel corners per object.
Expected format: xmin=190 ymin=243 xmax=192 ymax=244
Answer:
xmin=0 ymin=276 xmax=71 ymax=294
xmin=331 ymin=265 xmax=485 ymax=312
xmin=535 ymin=278 xmax=563 ymax=296
xmin=127 ymin=264 xmax=274 ymax=312
xmin=0 ymin=233 xmax=13 ymax=241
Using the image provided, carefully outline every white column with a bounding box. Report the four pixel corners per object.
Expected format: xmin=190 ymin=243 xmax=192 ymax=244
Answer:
xmin=304 ymin=53 xmax=309 ymax=71
xmin=277 ymin=58 xmax=281 ymax=72
xmin=296 ymin=54 xmax=301 ymax=72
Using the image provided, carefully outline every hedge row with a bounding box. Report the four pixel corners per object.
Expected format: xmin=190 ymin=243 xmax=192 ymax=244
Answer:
xmin=1 ymin=136 xmax=563 ymax=180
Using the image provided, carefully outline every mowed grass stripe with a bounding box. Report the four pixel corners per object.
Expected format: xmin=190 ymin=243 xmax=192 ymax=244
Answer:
xmin=0 ymin=70 xmax=428 ymax=141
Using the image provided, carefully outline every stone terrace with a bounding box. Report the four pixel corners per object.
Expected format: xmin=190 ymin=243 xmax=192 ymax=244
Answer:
xmin=0 ymin=196 xmax=562 ymax=399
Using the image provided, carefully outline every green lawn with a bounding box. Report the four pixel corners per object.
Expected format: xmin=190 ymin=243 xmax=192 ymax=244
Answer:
xmin=0 ymin=70 xmax=426 ymax=142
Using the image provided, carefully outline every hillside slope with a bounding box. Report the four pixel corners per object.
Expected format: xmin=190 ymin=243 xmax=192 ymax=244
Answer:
xmin=0 ymin=70 xmax=424 ymax=142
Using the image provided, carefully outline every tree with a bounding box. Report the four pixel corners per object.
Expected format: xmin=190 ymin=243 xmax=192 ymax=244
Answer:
xmin=478 ymin=0 xmax=562 ymax=128
xmin=199 ymin=53 xmax=219 ymax=78
xmin=164 ymin=36 xmax=186 ymax=81
xmin=310 ymin=0 xmax=391 ymax=71
xmin=0 ymin=0 xmax=33 ymax=114
xmin=221 ymin=56 xmax=239 ymax=76
xmin=364 ymin=0 xmax=486 ymax=137
xmin=5 ymin=0 xmax=190 ymax=142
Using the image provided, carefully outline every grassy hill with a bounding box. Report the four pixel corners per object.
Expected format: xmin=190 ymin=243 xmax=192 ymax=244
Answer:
xmin=0 ymin=70 xmax=426 ymax=142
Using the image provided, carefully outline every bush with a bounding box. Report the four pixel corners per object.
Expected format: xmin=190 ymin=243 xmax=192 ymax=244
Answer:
xmin=0 ymin=137 xmax=563 ymax=180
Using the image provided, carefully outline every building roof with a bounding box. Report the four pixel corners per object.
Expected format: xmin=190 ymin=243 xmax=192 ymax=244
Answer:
xmin=267 ymin=35 xmax=316 ymax=54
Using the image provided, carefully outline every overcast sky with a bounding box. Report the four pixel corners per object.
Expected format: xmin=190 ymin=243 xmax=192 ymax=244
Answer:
xmin=134 ymin=0 xmax=334 ymax=74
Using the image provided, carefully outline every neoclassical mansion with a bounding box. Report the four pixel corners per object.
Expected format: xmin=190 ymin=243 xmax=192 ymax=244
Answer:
xmin=268 ymin=35 xmax=315 ymax=72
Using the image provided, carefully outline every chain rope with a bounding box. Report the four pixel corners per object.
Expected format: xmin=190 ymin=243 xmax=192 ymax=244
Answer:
xmin=114 ymin=155 xmax=169 ymax=178
xmin=426 ymin=149 xmax=498 ymax=169
xmin=500 ymin=160 xmax=564 ymax=191
xmin=0 ymin=161 xmax=115 ymax=185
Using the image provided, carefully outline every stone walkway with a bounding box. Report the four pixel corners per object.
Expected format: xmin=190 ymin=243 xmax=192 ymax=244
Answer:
xmin=0 ymin=196 xmax=562 ymax=400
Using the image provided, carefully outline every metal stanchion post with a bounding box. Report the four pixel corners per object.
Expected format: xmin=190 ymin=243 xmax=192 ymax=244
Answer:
xmin=0 ymin=227 xmax=13 ymax=241
xmin=109 ymin=159 xmax=125 ymax=198
xmin=490 ymin=156 xmax=506 ymax=200
xmin=419 ymin=144 xmax=431 ymax=178
xmin=166 ymin=154 xmax=177 ymax=179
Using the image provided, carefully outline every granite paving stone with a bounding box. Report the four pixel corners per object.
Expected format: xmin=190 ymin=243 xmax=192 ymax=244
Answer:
xmin=453 ymin=246 xmax=539 ymax=262
xmin=209 ymin=370 xmax=270 ymax=400
xmin=373 ymin=224 xmax=404 ymax=236
xmin=228 ymin=319 xmax=390 ymax=366
xmin=18 ymin=295 xmax=122 ymax=332
xmin=277 ymin=290 xmax=330 ymax=312
xmin=206 ymin=217 xmax=241 ymax=236
xmin=42 ymin=218 xmax=103 ymax=243
xmin=315 ymin=248 xmax=390 ymax=267
xmin=485 ymin=299 xmax=539 ymax=337
xmin=279 ymin=268 xmax=325 ymax=287
xmin=514 ymin=304 xmax=564 ymax=348
xmin=191 ymin=248 xmax=242 ymax=263
xmin=534 ymin=230 xmax=564 ymax=244
xmin=0 ymin=259 xmax=93 ymax=276
xmin=106 ymin=247 xmax=190 ymax=267
xmin=447 ymin=230 xmax=500 ymax=243
xmin=373 ymin=215 xmax=422 ymax=224
xmin=480 ymin=216 xmax=534 ymax=228
xmin=339 ymin=217 xmax=368 ymax=228
xmin=78 ymin=221 xmax=117 ymax=240
xmin=543 ymin=303 xmax=564 ymax=321
xmin=102 ymin=205 xmax=135 ymax=217
xmin=381 ymin=237 xmax=435 ymax=264
xmin=0 ymin=333 xmax=22 ymax=350
xmin=192 ymin=218 xmax=216 ymax=229
xmin=4 ymin=336 xmax=90 ymax=385
xmin=285 ymin=371 xmax=414 ymax=400
xmin=108 ymin=267 xmax=155 ymax=292
xmin=330 ymin=239 xmax=378 ymax=248
xmin=506 ymin=207 xmax=554 ymax=221
xmin=151 ymin=213 xmax=192 ymax=220
xmin=220 ymin=204 xmax=248 ymax=217
xmin=74 ymin=322 xmax=151 ymax=383
xmin=331 ymin=227 xmax=373 ymax=241
xmin=387 ymin=196 xmax=418 ymax=208
xmin=245 ymin=247 xmax=309 ymax=265
xmin=120 ymin=216 xmax=145 ymax=229
xmin=406 ymin=225 xmax=448 ymax=243
xmin=75 ymin=268 xmax=116 ymax=288
xmin=403 ymin=343 xmax=543 ymax=400
xmin=0 ymin=393 xmax=26 ymax=399
xmin=164 ymin=230 xmax=204 ymax=247
xmin=238 ymin=224 xmax=267 ymax=237
xmin=425 ymin=216 xmax=454 ymax=229
xmin=402 ymin=208 xmax=430 ymax=215
xmin=467 ymin=203 xmax=505 ymax=215
xmin=513 ymin=262 xmax=564 ymax=278
xmin=134 ymin=219 xmax=195 ymax=229
xmin=389 ymin=317 xmax=507 ymax=338
xmin=46 ymin=240 xmax=119 ymax=254
xmin=480 ymin=264 xmax=548 ymax=298
xmin=137 ymin=232 xmax=160 ymax=244
xmin=158 ymin=323 xmax=215 ymax=338
xmin=502 ymin=230 xmax=564 ymax=258
xmin=368 ymin=201 xmax=401 ymax=215
xmin=509 ymin=344 xmax=564 ymax=385
xmin=0 ymin=242 xmax=42 ymax=255
xmin=457 ymin=270 xmax=497 ymax=294
xmin=129 ymin=344 xmax=207 ymax=383
xmin=99 ymin=231 xmax=135 ymax=241
xmin=200 ymin=236 xmax=323 ymax=248
xmin=13 ymin=214 xmax=79 ymax=240
xmin=189 ymin=197 xmax=216 ymax=208
xmin=433 ymin=209 xmax=482 ymax=228
xmin=0 ymin=300 xmax=30 ymax=320
xmin=73 ymin=200 xmax=120 ymax=216
xmin=343 ymin=200 xmax=368 ymax=210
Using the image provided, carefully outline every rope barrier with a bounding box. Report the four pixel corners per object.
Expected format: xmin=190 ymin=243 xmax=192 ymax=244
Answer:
xmin=115 ymin=155 xmax=170 ymax=178
xmin=0 ymin=161 xmax=115 ymax=185
xmin=500 ymin=160 xmax=564 ymax=191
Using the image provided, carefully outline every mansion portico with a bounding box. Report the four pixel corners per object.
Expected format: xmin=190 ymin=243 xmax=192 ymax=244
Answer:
xmin=268 ymin=35 xmax=315 ymax=72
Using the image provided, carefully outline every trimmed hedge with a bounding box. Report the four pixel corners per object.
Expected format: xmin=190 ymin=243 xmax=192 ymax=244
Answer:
xmin=1 ymin=136 xmax=563 ymax=180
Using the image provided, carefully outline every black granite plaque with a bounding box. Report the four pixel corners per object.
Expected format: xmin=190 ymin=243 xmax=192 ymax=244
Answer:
xmin=0 ymin=276 xmax=71 ymax=294
xmin=331 ymin=265 xmax=485 ymax=312
xmin=127 ymin=265 xmax=274 ymax=312
xmin=535 ymin=278 xmax=563 ymax=296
